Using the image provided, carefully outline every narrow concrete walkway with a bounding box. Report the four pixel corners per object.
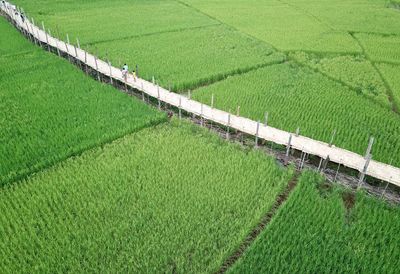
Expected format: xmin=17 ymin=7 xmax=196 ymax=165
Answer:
xmin=2 ymin=1 xmax=400 ymax=187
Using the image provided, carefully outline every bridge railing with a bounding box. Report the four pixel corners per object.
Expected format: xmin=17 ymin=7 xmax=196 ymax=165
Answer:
xmin=2 ymin=1 xmax=400 ymax=188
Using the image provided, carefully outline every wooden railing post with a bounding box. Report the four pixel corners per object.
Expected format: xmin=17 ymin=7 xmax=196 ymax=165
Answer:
xmin=157 ymin=85 xmax=161 ymax=110
xmin=286 ymin=134 xmax=292 ymax=157
xmin=108 ymin=61 xmax=113 ymax=84
xmin=329 ymin=129 xmax=337 ymax=147
xmin=358 ymin=137 xmax=374 ymax=188
xmin=52 ymin=29 xmax=61 ymax=56
xmin=141 ymin=82 xmax=145 ymax=101
xmin=179 ymin=97 xmax=182 ymax=119
xmin=30 ymin=18 xmax=38 ymax=45
xmin=255 ymin=121 xmax=260 ymax=147
xmin=226 ymin=112 xmax=231 ymax=140
xmin=200 ymin=104 xmax=204 ymax=126
xmin=94 ymin=55 xmax=100 ymax=81
xmin=42 ymin=22 xmax=50 ymax=51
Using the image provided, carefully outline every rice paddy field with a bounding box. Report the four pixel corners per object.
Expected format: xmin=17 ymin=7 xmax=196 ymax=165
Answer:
xmin=0 ymin=17 xmax=166 ymax=186
xmin=0 ymin=120 xmax=293 ymax=273
xmin=1 ymin=0 xmax=400 ymax=273
xmin=229 ymin=171 xmax=400 ymax=273
xmin=11 ymin=0 xmax=400 ymax=167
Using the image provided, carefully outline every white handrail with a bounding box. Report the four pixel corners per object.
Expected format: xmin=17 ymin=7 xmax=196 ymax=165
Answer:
xmin=2 ymin=1 xmax=400 ymax=187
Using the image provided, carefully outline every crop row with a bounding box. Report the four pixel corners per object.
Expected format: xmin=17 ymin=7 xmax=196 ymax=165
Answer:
xmin=0 ymin=120 xmax=293 ymax=273
xmin=12 ymin=0 xmax=217 ymax=44
xmin=182 ymin=0 xmax=364 ymax=53
xmin=377 ymin=63 xmax=400 ymax=111
xmin=355 ymin=33 xmax=400 ymax=64
xmin=290 ymin=51 xmax=391 ymax=109
xmin=0 ymin=15 xmax=35 ymax=56
xmin=193 ymin=62 xmax=400 ymax=167
xmin=0 ymin=18 xmax=165 ymax=186
xmin=92 ymin=25 xmax=284 ymax=92
xmin=229 ymin=171 xmax=400 ymax=273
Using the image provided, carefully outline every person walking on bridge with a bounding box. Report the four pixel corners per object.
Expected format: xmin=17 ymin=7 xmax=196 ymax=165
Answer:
xmin=132 ymin=69 xmax=137 ymax=82
xmin=121 ymin=63 xmax=128 ymax=81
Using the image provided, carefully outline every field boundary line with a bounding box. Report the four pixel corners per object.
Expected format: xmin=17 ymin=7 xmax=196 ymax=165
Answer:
xmin=175 ymin=0 xmax=282 ymax=53
xmin=351 ymin=30 xmax=400 ymax=38
xmin=86 ymin=23 xmax=221 ymax=46
xmin=349 ymin=32 xmax=399 ymax=113
xmin=216 ymin=172 xmax=300 ymax=273
xmin=175 ymin=0 xmax=393 ymax=113
xmin=0 ymin=115 xmax=167 ymax=187
xmin=188 ymin=58 xmax=286 ymax=93
xmin=287 ymin=55 xmax=396 ymax=113
xmin=2 ymin=1 xmax=400 ymax=188
xmin=275 ymin=0 xmax=336 ymax=31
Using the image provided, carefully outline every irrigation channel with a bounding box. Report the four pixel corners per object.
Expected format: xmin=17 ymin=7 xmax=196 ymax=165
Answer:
xmin=2 ymin=1 xmax=400 ymax=199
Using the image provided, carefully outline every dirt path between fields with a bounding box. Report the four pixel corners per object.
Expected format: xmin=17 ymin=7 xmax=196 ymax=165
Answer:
xmin=216 ymin=171 xmax=300 ymax=273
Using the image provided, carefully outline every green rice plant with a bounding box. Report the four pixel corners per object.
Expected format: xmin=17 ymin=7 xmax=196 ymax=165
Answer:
xmin=0 ymin=18 xmax=165 ymax=186
xmin=0 ymin=17 xmax=36 ymax=56
xmin=12 ymin=0 xmax=217 ymax=44
xmin=290 ymin=51 xmax=391 ymax=109
xmin=93 ymin=25 xmax=284 ymax=92
xmin=229 ymin=171 xmax=400 ymax=273
xmin=193 ymin=62 xmax=400 ymax=167
xmin=355 ymin=33 xmax=400 ymax=64
xmin=0 ymin=120 xmax=293 ymax=273
xmin=182 ymin=0 xmax=363 ymax=53
xmin=389 ymin=0 xmax=400 ymax=9
xmin=377 ymin=63 xmax=400 ymax=110
xmin=285 ymin=0 xmax=400 ymax=35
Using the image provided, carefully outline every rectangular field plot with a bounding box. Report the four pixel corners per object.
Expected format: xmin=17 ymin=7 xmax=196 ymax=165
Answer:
xmin=0 ymin=17 xmax=36 ymax=56
xmin=93 ymin=25 xmax=284 ymax=92
xmin=355 ymin=33 xmax=400 ymax=64
xmin=182 ymin=0 xmax=362 ymax=53
xmin=378 ymin=63 xmax=400 ymax=110
xmin=290 ymin=52 xmax=391 ymax=109
xmin=13 ymin=0 xmax=218 ymax=44
xmin=0 ymin=19 xmax=165 ymax=186
xmin=229 ymin=171 xmax=400 ymax=273
xmin=0 ymin=121 xmax=293 ymax=273
xmin=280 ymin=0 xmax=400 ymax=36
xmin=192 ymin=62 xmax=400 ymax=167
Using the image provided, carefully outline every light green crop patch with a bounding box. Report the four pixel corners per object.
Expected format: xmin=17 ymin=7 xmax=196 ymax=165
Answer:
xmin=182 ymin=0 xmax=362 ymax=53
xmin=290 ymin=51 xmax=391 ymax=109
xmin=355 ymin=33 xmax=400 ymax=64
xmin=229 ymin=171 xmax=400 ymax=273
xmin=378 ymin=63 xmax=400 ymax=110
xmin=193 ymin=62 xmax=400 ymax=167
xmin=93 ymin=25 xmax=284 ymax=92
xmin=284 ymin=1 xmax=400 ymax=35
xmin=12 ymin=0 xmax=218 ymax=44
xmin=0 ymin=18 xmax=165 ymax=186
xmin=0 ymin=120 xmax=293 ymax=273
xmin=0 ymin=17 xmax=36 ymax=56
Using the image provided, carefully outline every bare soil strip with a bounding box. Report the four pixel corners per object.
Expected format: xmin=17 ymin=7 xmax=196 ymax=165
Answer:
xmin=216 ymin=171 xmax=300 ymax=274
